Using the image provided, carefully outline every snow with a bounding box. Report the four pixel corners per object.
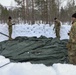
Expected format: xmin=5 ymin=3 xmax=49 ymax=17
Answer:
xmin=0 ymin=23 xmax=76 ymax=75
xmin=0 ymin=56 xmax=76 ymax=75
xmin=0 ymin=23 xmax=71 ymax=41
xmin=53 ymin=63 xmax=76 ymax=75
xmin=0 ymin=56 xmax=10 ymax=67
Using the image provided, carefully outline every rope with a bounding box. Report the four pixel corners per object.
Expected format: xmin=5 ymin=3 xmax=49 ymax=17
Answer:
xmin=0 ymin=62 xmax=11 ymax=68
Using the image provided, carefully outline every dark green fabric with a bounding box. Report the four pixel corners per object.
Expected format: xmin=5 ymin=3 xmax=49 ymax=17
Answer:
xmin=0 ymin=36 xmax=69 ymax=66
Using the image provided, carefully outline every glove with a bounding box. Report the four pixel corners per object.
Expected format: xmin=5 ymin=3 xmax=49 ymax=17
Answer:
xmin=68 ymin=33 xmax=69 ymax=35
xmin=12 ymin=23 xmax=15 ymax=25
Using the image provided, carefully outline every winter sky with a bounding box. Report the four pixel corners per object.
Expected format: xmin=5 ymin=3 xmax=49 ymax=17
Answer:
xmin=0 ymin=0 xmax=16 ymax=6
xmin=0 ymin=0 xmax=67 ymax=7
xmin=0 ymin=0 xmax=76 ymax=7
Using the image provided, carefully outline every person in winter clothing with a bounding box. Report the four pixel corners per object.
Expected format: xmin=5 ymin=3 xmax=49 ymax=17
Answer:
xmin=53 ymin=18 xmax=61 ymax=39
xmin=67 ymin=13 xmax=76 ymax=64
xmin=7 ymin=16 xmax=15 ymax=40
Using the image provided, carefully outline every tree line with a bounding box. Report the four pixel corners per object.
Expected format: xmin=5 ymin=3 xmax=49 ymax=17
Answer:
xmin=0 ymin=0 xmax=76 ymax=24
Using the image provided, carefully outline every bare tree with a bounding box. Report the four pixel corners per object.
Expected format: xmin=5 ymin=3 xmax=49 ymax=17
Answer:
xmin=31 ymin=0 xmax=35 ymax=24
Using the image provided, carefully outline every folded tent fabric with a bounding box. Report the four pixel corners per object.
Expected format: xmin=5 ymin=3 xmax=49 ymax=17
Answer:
xmin=0 ymin=36 xmax=68 ymax=66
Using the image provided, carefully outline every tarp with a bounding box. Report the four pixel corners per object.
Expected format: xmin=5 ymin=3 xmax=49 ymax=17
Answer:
xmin=0 ymin=36 xmax=69 ymax=66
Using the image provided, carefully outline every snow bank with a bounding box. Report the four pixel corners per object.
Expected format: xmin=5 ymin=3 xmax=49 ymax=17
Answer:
xmin=0 ymin=23 xmax=71 ymax=41
xmin=0 ymin=55 xmax=76 ymax=75
xmin=0 ymin=55 xmax=10 ymax=67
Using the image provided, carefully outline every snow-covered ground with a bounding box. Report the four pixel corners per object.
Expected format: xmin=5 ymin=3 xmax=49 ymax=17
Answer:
xmin=0 ymin=23 xmax=71 ymax=41
xmin=0 ymin=23 xmax=76 ymax=75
